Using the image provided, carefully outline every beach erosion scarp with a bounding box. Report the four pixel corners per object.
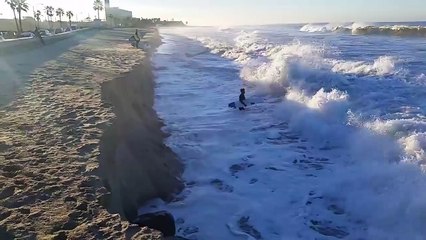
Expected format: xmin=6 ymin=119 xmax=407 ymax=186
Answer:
xmin=0 ymin=29 xmax=182 ymax=239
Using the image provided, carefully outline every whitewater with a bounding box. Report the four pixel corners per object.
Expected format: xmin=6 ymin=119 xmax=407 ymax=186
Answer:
xmin=141 ymin=24 xmax=426 ymax=239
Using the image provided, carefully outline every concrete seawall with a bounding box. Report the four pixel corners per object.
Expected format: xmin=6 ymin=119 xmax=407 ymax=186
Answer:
xmin=0 ymin=29 xmax=92 ymax=55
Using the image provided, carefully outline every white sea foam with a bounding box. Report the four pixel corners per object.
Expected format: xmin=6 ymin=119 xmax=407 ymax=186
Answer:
xmin=150 ymin=27 xmax=426 ymax=239
xmin=299 ymin=22 xmax=371 ymax=33
xmin=195 ymin=30 xmax=417 ymax=160
xmin=300 ymin=23 xmax=339 ymax=33
xmin=197 ymin=31 xmax=398 ymax=88
xmin=331 ymin=56 xmax=397 ymax=76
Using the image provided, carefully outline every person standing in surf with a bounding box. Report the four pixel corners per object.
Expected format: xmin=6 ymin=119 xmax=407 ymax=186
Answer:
xmin=239 ymin=88 xmax=247 ymax=110
xmin=34 ymin=27 xmax=45 ymax=46
xmin=134 ymin=29 xmax=141 ymax=48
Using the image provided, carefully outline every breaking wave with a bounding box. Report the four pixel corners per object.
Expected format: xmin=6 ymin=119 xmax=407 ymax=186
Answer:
xmin=154 ymin=27 xmax=426 ymax=239
xmin=300 ymin=23 xmax=426 ymax=37
xmin=194 ymin=30 xmax=422 ymax=164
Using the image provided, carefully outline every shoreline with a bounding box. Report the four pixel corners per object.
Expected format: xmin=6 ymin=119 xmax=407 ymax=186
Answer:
xmin=98 ymin=31 xmax=184 ymax=221
xmin=0 ymin=28 xmax=182 ymax=239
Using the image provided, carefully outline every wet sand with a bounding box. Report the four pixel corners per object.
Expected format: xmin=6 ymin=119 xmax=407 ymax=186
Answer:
xmin=0 ymin=29 xmax=182 ymax=239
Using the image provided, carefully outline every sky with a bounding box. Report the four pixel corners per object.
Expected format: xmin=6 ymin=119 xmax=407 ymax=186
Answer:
xmin=1 ymin=0 xmax=425 ymax=26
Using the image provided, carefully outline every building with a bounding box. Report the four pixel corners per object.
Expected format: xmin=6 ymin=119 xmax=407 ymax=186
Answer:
xmin=106 ymin=7 xmax=132 ymax=19
xmin=105 ymin=0 xmax=132 ymax=24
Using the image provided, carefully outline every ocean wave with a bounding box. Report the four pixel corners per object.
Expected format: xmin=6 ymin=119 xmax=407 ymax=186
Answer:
xmin=156 ymin=28 xmax=426 ymax=239
xmin=330 ymin=56 xmax=397 ymax=76
xmin=196 ymin=31 xmax=271 ymax=63
xmin=401 ymin=133 xmax=426 ymax=162
xmin=365 ymin=119 xmax=426 ymax=162
xmin=300 ymin=23 xmax=426 ymax=37
xmin=217 ymin=26 xmax=233 ymax=32
xmin=196 ymin=31 xmax=421 ymax=163
xmin=353 ymin=25 xmax=426 ymax=37
xmin=300 ymin=23 xmax=351 ymax=33
xmin=198 ymin=31 xmax=399 ymax=82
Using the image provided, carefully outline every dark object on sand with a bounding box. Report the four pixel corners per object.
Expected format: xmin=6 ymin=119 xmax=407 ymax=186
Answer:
xmin=133 ymin=211 xmax=176 ymax=237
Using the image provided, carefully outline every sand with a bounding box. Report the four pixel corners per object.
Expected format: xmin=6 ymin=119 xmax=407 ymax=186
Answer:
xmin=0 ymin=29 xmax=182 ymax=239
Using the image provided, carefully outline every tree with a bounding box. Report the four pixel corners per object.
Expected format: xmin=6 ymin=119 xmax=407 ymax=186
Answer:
xmin=56 ymin=8 xmax=64 ymax=28
xmin=5 ymin=0 xmax=20 ymax=34
xmin=93 ymin=0 xmax=103 ymax=20
xmin=34 ymin=9 xmax=41 ymax=27
xmin=44 ymin=6 xmax=54 ymax=28
xmin=15 ymin=0 xmax=28 ymax=32
xmin=66 ymin=11 xmax=73 ymax=27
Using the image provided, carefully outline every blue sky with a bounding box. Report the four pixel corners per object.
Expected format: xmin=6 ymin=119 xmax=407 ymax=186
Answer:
xmin=1 ymin=0 xmax=425 ymax=25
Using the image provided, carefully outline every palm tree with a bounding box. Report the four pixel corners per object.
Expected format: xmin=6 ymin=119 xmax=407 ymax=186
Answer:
xmin=44 ymin=6 xmax=54 ymax=28
xmin=93 ymin=0 xmax=103 ymax=20
xmin=66 ymin=11 xmax=73 ymax=28
xmin=56 ymin=8 xmax=64 ymax=27
xmin=15 ymin=0 xmax=28 ymax=33
xmin=34 ymin=9 xmax=41 ymax=27
xmin=5 ymin=0 xmax=20 ymax=34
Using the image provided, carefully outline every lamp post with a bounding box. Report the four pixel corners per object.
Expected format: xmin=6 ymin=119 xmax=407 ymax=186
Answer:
xmin=32 ymin=6 xmax=36 ymax=28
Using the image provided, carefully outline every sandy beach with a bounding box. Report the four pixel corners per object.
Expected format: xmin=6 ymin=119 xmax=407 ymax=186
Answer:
xmin=0 ymin=29 xmax=182 ymax=239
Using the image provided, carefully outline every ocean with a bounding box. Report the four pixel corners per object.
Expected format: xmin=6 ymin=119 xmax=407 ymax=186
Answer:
xmin=143 ymin=22 xmax=426 ymax=239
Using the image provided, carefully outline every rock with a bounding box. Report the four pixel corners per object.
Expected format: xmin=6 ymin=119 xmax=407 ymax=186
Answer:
xmin=134 ymin=211 xmax=176 ymax=237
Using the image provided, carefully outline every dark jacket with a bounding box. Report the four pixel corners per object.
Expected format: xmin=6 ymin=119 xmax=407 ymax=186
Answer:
xmin=239 ymin=93 xmax=246 ymax=106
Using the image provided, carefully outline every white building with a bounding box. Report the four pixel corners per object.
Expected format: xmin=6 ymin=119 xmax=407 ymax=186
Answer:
xmin=106 ymin=7 xmax=132 ymax=20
